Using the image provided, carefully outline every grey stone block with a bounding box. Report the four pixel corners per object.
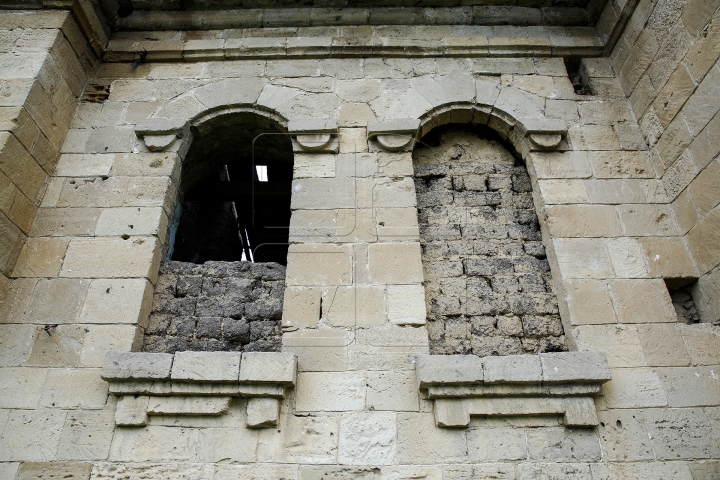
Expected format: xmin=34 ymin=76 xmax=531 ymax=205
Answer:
xmin=482 ymin=354 xmax=542 ymax=383
xmin=134 ymin=118 xmax=189 ymax=136
xmin=101 ymin=351 xmax=173 ymax=380
xmin=171 ymin=351 xmax=241 ymax=382
xmin=288 ymin=118 xmax=338 ymax=134
xmin=239 ymin=351 xmax=297 ymax=386
xmin=415 ymin=354 xmax=483 ymax=388
xmin=367 ymin=118 xmax=421 ymax=135
xmin=540 ymin=351 xmax=611 ymax=383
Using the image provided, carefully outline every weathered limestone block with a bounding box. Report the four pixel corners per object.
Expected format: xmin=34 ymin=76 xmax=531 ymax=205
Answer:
xmin=147 ymin=396 xmax=231 ymax=415
xmin=295 ymin=372 xmax=365 ymax=412
xmin=171 ymin=351 xmax=241 ymax=382
xmin=415 ymin=354 xmax=484 ymax=388
xmin=367 ymin=243 xmax=423 ymax=284
xmin=102 ymin=351 xmax=173 ymax=380
xmin=483 ymin=354 xmax=542 ymax=383
xmin=79 ymin=278 xmax=154 ymax=326
xmin=246 ymin=397 xmax=280 ymax=428
xmin=115 ymin=395 xmax=149 ymax=427
xmin=60 ymin=237 xmax=160 ymax=282
xmin=15 ymin=461 xmax=92 ymax=480
xmin=387 ymin=285 xmax=427 ymax=325
xmin=540 ymin=351 xmax=611 ymax=383
xmin=239 ymin=351 xmax=297 ymax=386
xmin=338 ymin=411 xmax=397 ymax=465
xmin=282 ymin=329 xmax=351 ymax=372
xmin=286 ymin=244 xmax=352 ymax=286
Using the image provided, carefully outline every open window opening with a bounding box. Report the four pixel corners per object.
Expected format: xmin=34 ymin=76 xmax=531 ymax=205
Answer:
xmin=413 ymin=123 xmax=567 ymax=357
xmin=665 ymin=278 xmax=701 ymax=324
xmin=664 ymin=276 xmax=720 ymax=325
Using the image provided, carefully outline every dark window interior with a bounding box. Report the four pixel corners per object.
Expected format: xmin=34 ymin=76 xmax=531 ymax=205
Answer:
xmin=170 ymin=113 xmax=294 ymax=265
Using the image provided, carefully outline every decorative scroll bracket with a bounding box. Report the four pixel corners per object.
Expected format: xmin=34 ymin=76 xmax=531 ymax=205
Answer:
xmin=102 ymin=351 xmax=297 ymax=428
xmin=517 ymin=118 xmax=568 ymax=151
xmin=367 ymin=118 xmax=421 ymax=152
xmin=135 ymin=118 xmax=190 ymax=152
xmin=288 ymin=118 xmax=339 ymax=153
xmin=416 ymin=351 xmax=611 ymax=428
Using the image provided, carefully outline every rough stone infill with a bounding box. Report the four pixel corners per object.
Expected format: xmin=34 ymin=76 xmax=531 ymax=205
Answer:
xmin=142 ymin=260 xmax=285 ymax=353
xmin=413 ymin=126 xmax=567 ymax=357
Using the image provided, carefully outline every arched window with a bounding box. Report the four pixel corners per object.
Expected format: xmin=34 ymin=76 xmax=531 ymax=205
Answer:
xmin=413 ymin=123 xmax=567 ymax=357
xmin=142 ymin=112 xmax=293 ymax=353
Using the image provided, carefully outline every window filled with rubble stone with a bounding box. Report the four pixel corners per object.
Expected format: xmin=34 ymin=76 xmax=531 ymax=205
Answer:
xmin=413 ymin=124 xmax=567 ymax=356
xmin=142 ymin=113 xmax=292 ymax=353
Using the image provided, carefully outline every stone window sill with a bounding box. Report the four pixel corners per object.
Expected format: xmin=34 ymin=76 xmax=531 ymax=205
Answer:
xmin=101 ymin=351 xmax=296 ymax=428
xmin=416 ymin=351 xmax=611 ymax=428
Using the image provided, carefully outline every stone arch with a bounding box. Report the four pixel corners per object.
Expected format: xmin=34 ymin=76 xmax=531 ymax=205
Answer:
xmin=409 ymin=105 xmax=567 ymax=357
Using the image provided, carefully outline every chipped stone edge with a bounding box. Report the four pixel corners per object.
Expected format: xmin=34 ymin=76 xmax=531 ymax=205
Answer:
xmin=101 ymin=350 xmax=297 ymax=428
xmin=415 ymin=351 xmax=610 ymax=428
xmin=134 ymin=118 xmax=191 ymax=152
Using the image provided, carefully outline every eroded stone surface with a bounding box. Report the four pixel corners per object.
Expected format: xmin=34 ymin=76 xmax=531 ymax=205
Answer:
xmin=414 ymin=126 xmax=566 ymax=356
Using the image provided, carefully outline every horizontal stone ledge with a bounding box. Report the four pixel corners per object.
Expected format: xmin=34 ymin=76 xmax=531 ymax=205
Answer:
xmin=416 ymin=351 xmax=610 ymax=389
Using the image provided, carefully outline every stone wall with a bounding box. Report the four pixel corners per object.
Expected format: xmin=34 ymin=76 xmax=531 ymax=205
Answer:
xmin=610 ymin=0 xmax=720 ymax=322
xmin=143 ymin=260 xmax=284 ymax=353
xmin=414 ymin=126 xmax=566 ymax=356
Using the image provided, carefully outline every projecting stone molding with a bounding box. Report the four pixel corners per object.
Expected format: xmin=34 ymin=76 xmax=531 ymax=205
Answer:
xmin=134 ymin=118 xmax=190 ymax=151
xmin=416 ymin=351 xmax=611 ymax=428
xmin=101 ymin=351 xmax=297 ymax=428
xmin=288 ymin=118 xmax=339 ymax=153
xmin=367 ymin=118 xmax=421 ymax=151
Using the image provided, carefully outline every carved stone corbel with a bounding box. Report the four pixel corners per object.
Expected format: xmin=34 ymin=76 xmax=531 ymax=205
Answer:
xmin=288 ymin=119 xmax=339 ymax=153
xmin=135 ymin=118 xmax=190 ymax=152
xmin=367 ymin=119 xmax=421 ymax=152
xmin=518 ymin=118 xmax=568 ymax=151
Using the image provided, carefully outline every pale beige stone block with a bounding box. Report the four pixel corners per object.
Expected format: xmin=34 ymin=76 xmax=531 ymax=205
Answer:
xmin=609 ymin=279 xmax=676 ymax=324
xmin=12 ymin=237 xmax=69 ymax=277
xmin=688 ymin=159 xmax=720 ymax=217
xmin=111 ymin=152 xmax=180 ymax=178
xmin=616 ymin=204 xmax=679 ymax=237
xmin=387 ymin=284 xmax=426 ymax=325
xmin=124 ymin=176 xmax=175 ymax=214
xmin=644 ymin=407 xmax=720 ymax=460
xmin=537 ymin=179 xmax=589 ymax=204
xmin=26 ymin=324 xmax=86 ymax=367
xmin=0 ymin=323 xmax=36 ymax=366
xmin=324 ymin=285 xmax=386 ymax=327
xmin=91 ymin=462 xmax=214 ymax=478
xmin=355 ymin=323 xmax=428 ymax=348
xmin=372 ymin=177 xmax=416 ymax=208
xmin=596 ymin=409 xmax=655 ymax=462
xmin=602 ymin=368 xmax=667 ymax=408
xmin=376 ymin=207 xmax=419 ymax=241
xmin=262 ymin=414 xmax=339 ymax=464
xmin=396 ymin=412 xmax=467 ymax=464
xmin=293 ymin=153 xmax=336 ymax=179
xmin=688 ymin=207 xmax=720 ymax=274
xmin=568 ymin=125 xmax=621 ymax=151
xmin=79 ymin=278 xmax=153 ymax=326
xmin=215 ymin=463 xmax=299 ymax=480
xmin=338 ymin=127 xmax=368 ymax=153
xmin=39 ymin=368 xmax=108 ymax=409
xmin=589 ymin=151 xmax=654 ymax=178
xmin=585 ymin=179 xmax=647 ymax=204
xmin=95 ymin=206 xmax=168 ymax=241
xmin=291 ymin=178 xmax=355 ymax=210
xmin=0 ymin=410 xmax=67 ymax=461
xmin=286 ymin=243 xmax=352 ymax=286
xmin=80 ymin=325 xmax=141 ymax=368
xmin=529 ymin=151 xmax=592 ymax=179
xmin=172 ymin=351 xmax=241 ymax=382
xmin=563 ymin=279 xmax=617 ymax=325
xmin=282 ymin=329 xmax=351 ymax=372
xmin=591 ymin=460 xmax=694 ymax=479
xmin=57 ymin=408 xmax=115 ymax=460
xmin=32 ymin=207 xmax=101 ymax=237
xmin=552 ymin=238 xmax=615 ymax=279
xmin=639 ymin=237 xmax=698 ymax=279
xmin=606 ymin=237 xmax=649 ymax=278
xmin=678 ymin=323 xmax=720 ymax=365
xmin=572 ymin=325 xmax=646 ymax=368
xmin=55 ymin=153 xmax=114 ymax=177
xmin=56 ymin=176 xmax=128 ymax=208
xmin=336 ymin=208 xmax=376 ymax=242
xmin=543 ymin=205 xmax=622 ymax=238
xmin=637 ymin=324 xmax=691 ymax=367
xmin=247 ymin=398 xmax=280 ymax=428
xmin=60 ymin=237 xmax=160 ymax=282
xmin=377 ymin=152 xmax=413 ymax=178
xmin=526 ymin=427 xmax=601 ymax=462
xmin=336 ymin=153 xmax=377 ymax=178
xmin=240 ymin=352 xmax=296 ymax=385
xmin=116 ymin=395 xmax=149 ymax=427
xmin=295 ymin=372 xmax=365 ymax=412
xmin=289 ymin=210 xmax=337 ymax=243
xmin=282 ymin=286 xmax=321 ymax=328
xmin=338 ymin=103 xmax=376 ymax=128
xmin=338 ymin=411 xmax=397 ymax=465
xmin=109 ymin=425 xmax=197 ymax=462
xmin=0 ymin=367 xmax=47 ymax=408
xmin=366 ymin=371 xmax=419 ymax=412
xmin=693 ymin=268 xmax=720 ymax=323
xmin=0 ymin=463 xmax=18 ymax=480
xmin=368 ymin=243 xmax=423 ymax=284
xmin=656 ymin=366 xmax=720 ymax=408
